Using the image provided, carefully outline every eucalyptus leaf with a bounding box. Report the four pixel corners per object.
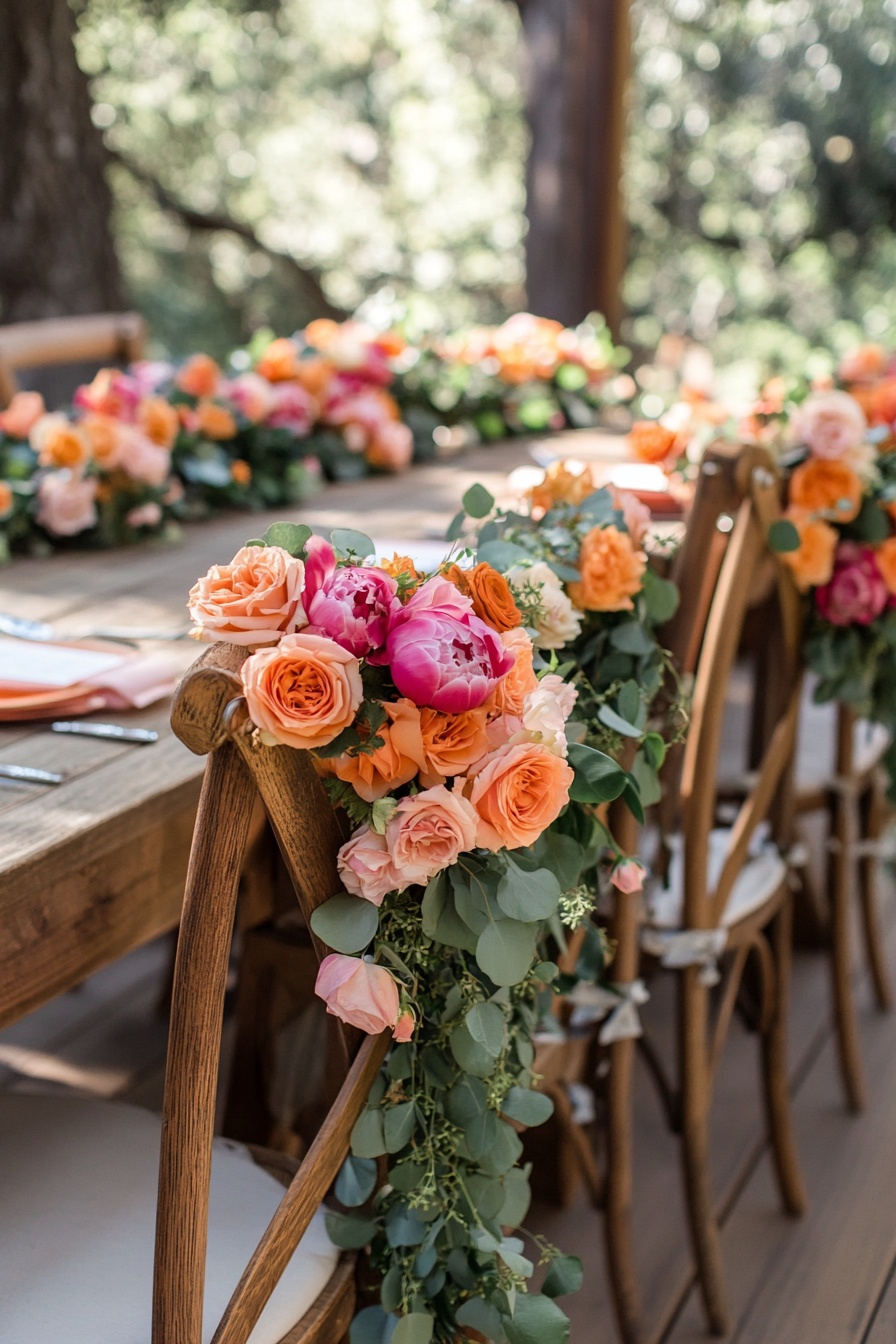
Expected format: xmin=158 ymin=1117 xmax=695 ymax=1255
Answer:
xmin=350 ymin=1305 xmax=398 ymax=1344
xmin=501 ymin=1086 xmax=554 ymax=1127
xmin=325 ymin=1211 xmax=377 ymax=1249
xmin=497 ymin=1166 xmax=532 ymax=1228
xmin=445 ymin=509 xmax=466 ymax=542
xmin=641 ymin=569 xmax=679 ymax=624
xmin=421 ymin=872 xmax=478 ymax=953
xmin=477 ymin=539 xmax=531 ymax=571
xmin=351 ymin=1108 xmax=387 ymax=1159
xmin=331 ymin=527 xmax=376 ymax=559
xmin=456 ymin=1298 xmax=505 ymax=1339
xmin=767 ymin=518 xmax=801 ymax=553
xmin=478 ymin=1118 xmax=524 ymax=1176
xmin=388 ymin=1160 xmax=427 ymax=1193
xmin=496 ymin=859 xmax=561 ymax=922
xmin=476 ymin=919 xmax=538 ymax=987
xmin=610 ymin=621 xmax=655 ymax=655
xmin=309 ymin=894 xmax=379 ymax=954
xmin=392 ymin=1313 xmax=433 ymax=1344
xmin=464 ymin=1174 xmax=506 ymax=1222
xmin=336 ymin=1154 xmax=378 ymax=1207
xmin=567 ymin=743 xmax=627 ymax=804
xmin=505 ymin=1293 xmax=571 ymax=1344
xmin=459 ymin=1109 xmax=501 ymax=1162
xmin=462 ymin=482 xmax=496 ymax=518
xmin=465 ymin=1001 xmax=506 ymax=1057
xmin=261 ymin=521 xmax=312 ymax=556
xmin=450 ymin=1022 xmax=497 ymax=1077
xmin=385 ymin=1203 xmax=427 ymax=1248
xmin=384 ymin=1100 xmax=417 ymax=1153
xmin=532 ymin=832 xmax=584 ymax=891
xmin=542 ymin=1255 xmax=584 ymax=1299
xmin=597 ymin=703 xmax=642 ymax=738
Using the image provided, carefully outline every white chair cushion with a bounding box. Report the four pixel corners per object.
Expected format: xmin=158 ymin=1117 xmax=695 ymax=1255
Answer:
xmin=646 ymin=827 xmax=786 ymax=931
xmin=796 ymin=688 xmax=890 ymax=786
xmin=0 ymin=1094 xmax=339 ymax=1344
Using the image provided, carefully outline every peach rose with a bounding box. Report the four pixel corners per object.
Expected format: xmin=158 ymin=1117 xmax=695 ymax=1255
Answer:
xmin=189 ymin=544 xmax=308 ymax=646
xmin=255 ymin=338 xmax=301 ymax=382
xmin=35 ymin=471 xmax=98 ymax=537
xmin=486 ymin=627 xmax=539 ymax=717
xmin=445 ymin=562 xmax=522 ymax=633
xmin=629 ymin=420 xmax=680 ymax=465
xmin=0 ymin=480 xmax=14 ymax=517
xmin=839 ymin=345 xmax=886 ymax=384
xmin=467 ymin=741 xmax=574 ymax=851
xmin=196 ymin=400 xmax=238 ymax=441
xmin=874 ymin=536 xmax=896 ymax=596
xmin=567 ymin=525 xmax=647 ymax=612
xmin=791 ymin=390 xmax=867 ymax=461
xmin=315 ymin=954 xmax=405 ymax=1037
xmin=30 ymin=414 xmax=90 ymax=470
xmin=137 ymin=396 xmax=179 ymax=448
xmin=789 ymin=457 xmax=863 ymax=523
xmin=176 ymin=353 xmax=221 ymax=398
xmin=366 ymin=420 xmax=414 ymax=472
xmin=780 ymin=509 xmax=838 ymax=592
xmin=385 ymin=784 xmax=480 ymax=885
xmin=0 ymin=391 xmax=45 ymax=438
xmin=338 ymin=827 xmax=401 ymax=905
xmin=418 ymin=706 xmax=490 ymax=787
xmin=241 ymin=631 xmax=363 ymax=750
xmin=323 ymin=698 xmax=424 ymax=802
xmin=80 ymin=414 xmax=123 ymax=470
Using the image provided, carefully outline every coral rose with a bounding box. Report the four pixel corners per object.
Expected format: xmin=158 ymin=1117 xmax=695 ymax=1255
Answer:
xmin=467 ymin=741 xmax=574 ymax=851
xmin=444 ymin=562 xmax=522 ymax=632
xmin=35 ymin=471 xmax=98 ymax=537
xmin=505 ymin=560 xmax=582 ymax=650
xmin=241 ymin=631 xmax=363 ymax=750
xmin=487 ymin=627 xmax=539 ymax=717
xmin=815 ymin=543 xmax=888 ymax=627
xmin=74 ymin=368 xmax=140 ymax=419
xmin=0 ymin=391 xmax=45 ymax=439
xmin=874 ymin=536 xmax=896 ymax=596
xmin=323 ymin=698 xmax=424 ymax=802
xmin=196 ymin=401 xmax=238 ymax=441
xmin=870 ymin=378 xmax=896 ymax=429
xmin=386 ymin=784 xmax=480 ymax=885
xmin=629 ymin=420 xmax=679 ymax=465
xmin=176 ymin=353 xmax=220 ymax=399
xmin=338 ymin=827 xmax=401 ymax=904
xmin=80 ymin=414 xmax=123 ymax=470
xmin=315 ymin=954 xmax=404 ymax=1036
xmin=307 ymin=565 xmax=398 ymax=658
xmin=256 ymin=337 xmax=300 ymax=382
xmin=137 ymin=396 xmax=179 ymax=448
xmin=791 ymin=390 xmax=867 ymax=461
xmin=30 ymin=415 xmax=90 ymax=470
xmin=418 ymin=706 xmax=490 ymax=787
xmin=379 ymin=553 xmax=421 ymax=595
xmin=780 ymin=510 xmax=838 ymax=592
xmin=567 ymin=525 xmax=647 ymax=612
xmin=839 ymin=345 xmax=886 ymax=384
xmin=788 ymin=457 xmax=863 ymax=523
xmin=188 ymin=544 xmax=308 ymax=645
xmin=223 ymin=373 xmax=274 ymax=424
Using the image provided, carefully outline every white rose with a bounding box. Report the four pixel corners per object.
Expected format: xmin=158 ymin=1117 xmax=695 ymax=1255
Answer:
xmin=519 ymin=675 xmax=578 ymax=757
xmin=506 ymin=560 xmax=583 ymax=650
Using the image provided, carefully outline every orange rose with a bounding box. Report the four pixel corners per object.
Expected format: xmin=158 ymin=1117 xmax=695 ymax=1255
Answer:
xmin=241 ymin=631 xmax=363 ymax=751
xmin=379 ymin=553 xmax=421 ymax=595
xmin=30 ymin=414 xmax=90 ymax=470
xmin=79 ymin=414 xmax=123 ymax=469
xmin=196 ymin=401 xmax=237 ymax=441
xmin=839 ymin=344 xmax=886 ymax=383
xmin=444 ymin=562 xmax=521 ymax=632
xmin=176 ymin=353 xmax=221 ymax=399
xmin=322 ymin=698 xmax=424 ymax=802
xmin=304 ymin=319 xmax=340 ymax=351
xmin=486 ymin=627 xmax=539 ymax=717
xmin=231 ymin=459 xmax=252 ymax=486
xmin=629 ymin=420 xmax=679 ymax=464
xmin=788 ymin=457 xmax=863 ymax=523
xmin=188 ymin=544 xmax=308 ymax=646
xmin=467 ymin=741 xmax=574 ymax=850
xmin=780 ymin=509 xmax=838 ymax=592
xmin=529 ymin=459 xmax=599 ymax=514
xmin=418 ymin=706 xmax=490 ymax=787
xmin=138 ymin=396 xmax=179 ymax=448
xmin=255 ymin=338 xmax=300 ymax=382
xmin=0 ymin=390 xmax=45 ymax=438
xmin=0 ymin=481 xmax=14 ymax=517
xmin=567 ymin=525 xmax=647 ymax=612
xmin=870 ymin=378 xmax=896 ymax=428
xmin=293 ymin=357 xmax=334 ymax=400
xmin=875 ymin=536 xmax=896 ymax=595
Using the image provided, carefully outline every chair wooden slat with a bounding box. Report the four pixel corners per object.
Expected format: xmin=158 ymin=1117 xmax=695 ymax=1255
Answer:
xmin=0 ymin=312 xmax=145 ymax=405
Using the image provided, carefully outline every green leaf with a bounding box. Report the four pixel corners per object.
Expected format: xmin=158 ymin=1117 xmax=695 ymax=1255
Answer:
xmin=336 ymin=1154 xmax=378 ymax=1207
xmin=465 ymin=1001 xmax=506 ymax=1057
xmin=597 ymin=704 xmax=642 ymax=738
xmin=476 ymin=919 xmax=538 ymax=986
xmin=496 ymin=859 xmax=562 ymax=922
xmin=445 ymin=509 xmax=466 ymax=542
xmin=331 ymin=527 xmax=376 ymax=559
xmin=500 ymin=1086 xmax=554 ymax=1127
xmin=642 ymin=731 xmax=667 ymax=770
xmin=459 ymin=1108 xmax=501 ymax=1162
xmin=445 ymin=1074 xmax=489 ymax=1126
xmin=621 ymin=774 xmax=645 ymax=824
xmin=451 ymin=867 xmax=492 ymax=935
xmin=609 ymin=621 xmax=655 ymax=655
xmin=632 ymin=751 xmax=662 ymax=809
xmin=350 ymin=1305 xmax=398 ymax=1344
xmin=447 ymin=1248 xmax=477 ymax=1289
xmin=532 ymin=832 xmax=585 ymax=891
xmin=464 ymin=1174 xmax=506 ymax=1222
xmin=421 ymin=872 xmax=479 ymax=953
xmin=388 ymin=1160 xmax=427 ymax=1193
xmin=542 ymin=1255 xmax=584 ymax=1299
xmin=387 ymin=1043 xmax=413 ymax=1080
xmin=351 ymin=1108 xmax=387 ymax=1158
xmin=462 ymin=483 xmax=496 ymax=518
xmin=380 ymin=1265 xmax=404 ymax=1314
xmin=641 ymin=569 xmax=680 ymax=624
xmin=392 ymin=1314 xmax=433 ymax=1344
xmin=450 ymin=1022 xmax=497 ymax=1077
xmin=456 ymin=1298 xmax=505 ymax=1339
xmin=618 ymin=679 xmax=642 ymax=726
xmin=567 ymin=743 xmax=627 ymax=804
xmin=477 ymin=539 xmax=531 ymax=571
xmin=505 ymin=1293 xmax=571 ymax=1344
xmin=767 ymin=518 xmax=801 ymax=553
xmin=385 ymin=1203 xmax=427 ymax=1247
xmin=478 ymin=1119 xmax=524 ymax=1176
xmin=325 ymin=1210 xmax=377 ymax=1249
xmin=310 ymin=894 xmax=379 ymax=953
xmin=384 ymin=1100 xmax=417 ymax=1153
xmin=261 ymin=521 xmax=313 ymax=556
xmin=498 ymin=1166 xmax=532 ymax=1228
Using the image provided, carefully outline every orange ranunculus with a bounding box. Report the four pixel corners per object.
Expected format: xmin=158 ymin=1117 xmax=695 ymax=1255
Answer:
xmin=304 ymin=319 xmax=341 ymax=351
xmin=196 ymin=400 xmax=238 ymax=441
xmin=444 ymin=562 xmax=521 ymax=632
xmin=176 ymin=353 xmax=221 ymax=399
xmin=567 ymin=524 xmax=647 ymax=612
xmin=80 ymin=414 xmax=123 ymax=469
xmin=788 ymin=457 xmax=863 ymax=523
xmin=137 ymin=396 xmax=179 ymax=448
xmin=0 ymin=481 xmax=13 ymax=516
xmin=869 ymin=378 xmax=896 ymax=428
xmin=231 ymin=459 xmax=252 ymax=486
xmin=418 ymin=706 xmax=490 ymax=787
xmin=529 ymin=459 xmax=599 ymax=514
xmin=379 ymin=553 xmax=421 ymax=595
xmin=255 ymin=338 xmax=300 ymax=383
xmin=0 ymin=391 xmax=45 ymax=438
xmin=875 ymin=536 xmax=896 ymax=596
xmin=486 ymin=627 xmax=539 ymax=718
xmin=467 ymin=740 xmax=574 ymax=851
xmin=629 ymin=420 xmax=680 ymax=464
xmin=780 ymin=509 xmax=838 ymax=592
xmin=322 ymin=698 xmax=424 ymax=802
xmin=241 ymin=631 xmax=363 ymax=751
xmin=31 ymin=415 xmax=91 ymax=470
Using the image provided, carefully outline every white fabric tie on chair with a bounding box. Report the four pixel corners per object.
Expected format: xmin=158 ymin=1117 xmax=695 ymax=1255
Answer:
xmin=567 ymin=979 xmax=650 ymax=1043
xmin=640 ymin=927 xmax=728 ymax=987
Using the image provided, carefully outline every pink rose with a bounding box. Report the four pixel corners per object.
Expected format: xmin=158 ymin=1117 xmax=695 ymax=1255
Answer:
xmin=386 ymin=784 xmax=480 ymax=885
xmin=223 ymin=373 xmax=274 ymax=424
xmin=73 ymin=368 xmax=141 ymax=420
xmin=315 ymin=954 xmax=405 ymax=1036
xmin=610 ymin=858 xmax=646 ymax=893
xmin=307 ymin=565 xmax=398 ymax=658
xmin=117 ymin=427 xmax=171 ymax=486
xmin=130 ymin=360 xmax=174 ymax=395
xmin=816 ymin=543 xmax=888 ymax=627
xmin=188 ymin=544 xmax=308 ymax=645
xmin=386 ymin=604 xmax=515 ymax=712
xmin=610 ymin=487 xmax=652 ymax=545
xmin=791 ymin=391 xmax=867 ymax=461
xmin=35 ymin=471 xmax=98 ymax=537
xmin=401 ymin=575 xmax=473 ymax=621
xmin=267 ymin=383 xmax=315 ymax=435
xmin=0 ymin=391 xmax=45 ymax=439
xmin=338 ymin=826 xmax=401 ymax=906
xmin=394 ymin=1010 xmax=415 ymax=1042
xmin=125 ymin=501 xmax=163 ymax=529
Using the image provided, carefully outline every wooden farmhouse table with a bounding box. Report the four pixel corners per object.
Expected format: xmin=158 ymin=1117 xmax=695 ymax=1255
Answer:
xmin=0 ymin=430 xmax=631 ymax=1029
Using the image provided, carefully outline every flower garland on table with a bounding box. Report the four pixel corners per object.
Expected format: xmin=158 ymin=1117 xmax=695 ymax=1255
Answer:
xmin=188 ymin=521 xmax=638 ymax=1344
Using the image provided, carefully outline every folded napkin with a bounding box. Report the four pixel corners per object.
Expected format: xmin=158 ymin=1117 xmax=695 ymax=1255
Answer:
xmin=0 ymin=637 xmax=181 ymax=720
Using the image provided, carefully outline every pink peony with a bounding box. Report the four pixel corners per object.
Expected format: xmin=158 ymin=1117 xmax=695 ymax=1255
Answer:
xmin=266 ymin=382 xmax=315 ymax=435
xmin=385 ymin=784 xmax=480 ymax=885
xmin=610 ymin=858 xmax=646 ymax=893
xmin=338 ymin=826 xmax=401 ymax=905
xmin=386 ymin=597 xmax=515 ymax=713
xmin=815 ymin=543 xmax=888 ymax=627
xmin=35 ymin=471 xmax=98 ymax=537
xmin=314 ymin=954 xmax=405 ymax=1036
xmin=307 ymin=565 xmax=398 ymax=658
xmin=302 ymin=535 xmax=338 ymax=606
xmin=791 ymin=391 xmax=867 ymax=461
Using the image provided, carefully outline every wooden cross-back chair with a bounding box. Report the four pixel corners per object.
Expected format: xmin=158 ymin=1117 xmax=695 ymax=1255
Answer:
xmin=0 ymin=642 xmax=389 ymax=1344
xmin=0 ymin=311 xmax=145 ymax=406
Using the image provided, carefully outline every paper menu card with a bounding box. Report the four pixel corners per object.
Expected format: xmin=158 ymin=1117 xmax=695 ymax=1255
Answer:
xmin=0 ymin=637 xmax=126 ymax=690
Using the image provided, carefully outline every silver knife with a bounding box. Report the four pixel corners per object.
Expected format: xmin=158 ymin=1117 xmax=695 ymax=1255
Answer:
xmin=51 ymin=721 xmax=159 ymax=745
xmin=0 ymin=764 xmax=64 ymax=785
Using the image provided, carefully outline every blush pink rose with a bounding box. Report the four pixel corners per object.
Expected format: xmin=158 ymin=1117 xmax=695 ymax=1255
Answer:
xmin=35 ymin=471 xmax=98 ymax=537
xmin=125 ymin=501 xmax=163 ymax=529
xmin=267 ymin=382 xmax=316 ymax=435
xmin=188 ymin=544 xmax=308 ymax=645
xmin=307 ymin=565 xmax=399 ymax=658
xmin=241 ymin=631 xmax=363 ymax=749
xmin=393 ymin=1010 xmax=415 ymax=1041
xmin=315 ymin=954 xmax=405 ymax=1036
xmin=0 ymin=391 xmax=45 ymax=439
xmin=791 ymin=391 xmax=867 ymax=461
xmin=385 ymin=784 xmax=480 ymax=885
xmin=610 ymin=858 xmax=646 ymax=893
xmin=117 ymin=427 xmax=171 ymax=486
xmin=610 ymin=487 xmax=652 ymax=545
xmin=338 ymin=826 xmax=401 ymax=905
xmin=815 ymin=542 xmax=888 ymax=627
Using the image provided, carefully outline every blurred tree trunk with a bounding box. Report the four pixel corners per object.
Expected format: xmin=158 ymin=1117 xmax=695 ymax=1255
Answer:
xmin=0 ymin=0 xmax=124 ymax=323
xmin=520 ymin=0 xmax=630 ymax=332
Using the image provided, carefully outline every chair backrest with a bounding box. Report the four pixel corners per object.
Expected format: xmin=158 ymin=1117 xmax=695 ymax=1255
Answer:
xmin=158 ymin=641 xmax=390 ymax=1344
xmin=0 ymin=311 xmax=145 ymax=406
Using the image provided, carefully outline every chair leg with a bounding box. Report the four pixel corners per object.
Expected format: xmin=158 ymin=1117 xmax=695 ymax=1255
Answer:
xmin=760 ymin=896 xmax=807 ymax=1216
xmin=828 ymin=790 xmax=867 ymax=1112
xmin=678 ymin=968 xmax=730 ymax=1337
xmin=858 ymin=780 xmax=893 ymax=1012
xmin=604 ymin=1033 xmax=644 ymax=1344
